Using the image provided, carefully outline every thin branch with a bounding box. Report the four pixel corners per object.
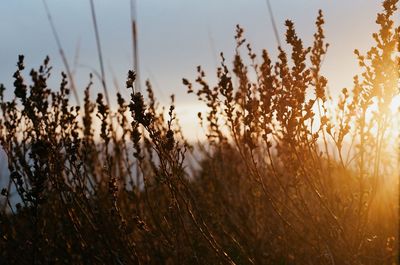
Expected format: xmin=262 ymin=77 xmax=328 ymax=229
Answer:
xmin=130 ymin=0 xmax=141 ymax=92
xmin=42 ymin=0 xmax=81 ymax=105
xmin=89 ymin=0 xmax=110 ymax=105
xmin=265 ymin=0 xmax=282 ymax=48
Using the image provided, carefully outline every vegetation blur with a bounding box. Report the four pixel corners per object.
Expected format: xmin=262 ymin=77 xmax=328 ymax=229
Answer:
xmin=0 ymin=0 xmax=399 ymax=264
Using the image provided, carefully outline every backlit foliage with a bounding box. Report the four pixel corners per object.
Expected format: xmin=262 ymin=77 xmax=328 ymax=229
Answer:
xmin=0 ymin=1 xmax=399 ymax=264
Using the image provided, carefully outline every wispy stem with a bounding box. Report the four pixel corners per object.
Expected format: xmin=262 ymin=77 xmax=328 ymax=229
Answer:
xmin=89 ymin=0 xmax=110 ymax=105
xmin=265 ymin=0 xmax=282 ymax=47
xmin=42 ymin=0 xmax=81 ymax=106
xmin=131 ymin=0 xmax=141 ymax=92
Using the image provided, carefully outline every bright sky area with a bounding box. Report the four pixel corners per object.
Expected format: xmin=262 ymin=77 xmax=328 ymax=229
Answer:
xmin=0 ymin=0 xmax=395 ymax=140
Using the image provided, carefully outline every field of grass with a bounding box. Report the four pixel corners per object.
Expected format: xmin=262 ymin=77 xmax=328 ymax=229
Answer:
xmin=0 ymin=0 xmax=399 ymax=264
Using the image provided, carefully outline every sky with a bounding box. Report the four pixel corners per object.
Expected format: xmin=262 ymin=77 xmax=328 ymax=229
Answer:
xmin=0 ymin=0 xmax=396 ymax=140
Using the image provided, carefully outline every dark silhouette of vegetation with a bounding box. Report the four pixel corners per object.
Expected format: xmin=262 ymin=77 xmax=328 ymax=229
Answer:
xmin=0 ymin=0 xmax=399 ymax=264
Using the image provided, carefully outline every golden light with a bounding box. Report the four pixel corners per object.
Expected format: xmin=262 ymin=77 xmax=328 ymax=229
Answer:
xmin=389 ymin=93 xmax=400 ymax=114
xmin=388 ymin=93 xmax=400 ymax=140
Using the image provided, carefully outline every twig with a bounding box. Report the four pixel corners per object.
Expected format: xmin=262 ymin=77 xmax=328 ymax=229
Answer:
xmin=130 ymin=0 xmax=141 ymax=92
xmin=89 ymin=0 xmax=110 ymax=105
xmin=265 ymin=0 xmax=282 ymax=48
xmin=42 ymin=0 xmax=81 ymax=105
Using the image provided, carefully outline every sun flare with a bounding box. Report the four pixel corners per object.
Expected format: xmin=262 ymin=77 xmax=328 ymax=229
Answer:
xmin=387 ymin=93 xmax=400 ymax=140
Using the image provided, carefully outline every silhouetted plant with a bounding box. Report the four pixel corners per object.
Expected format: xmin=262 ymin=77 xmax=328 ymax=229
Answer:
xmin=0 ymin=1 xmax=398 ymax=264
